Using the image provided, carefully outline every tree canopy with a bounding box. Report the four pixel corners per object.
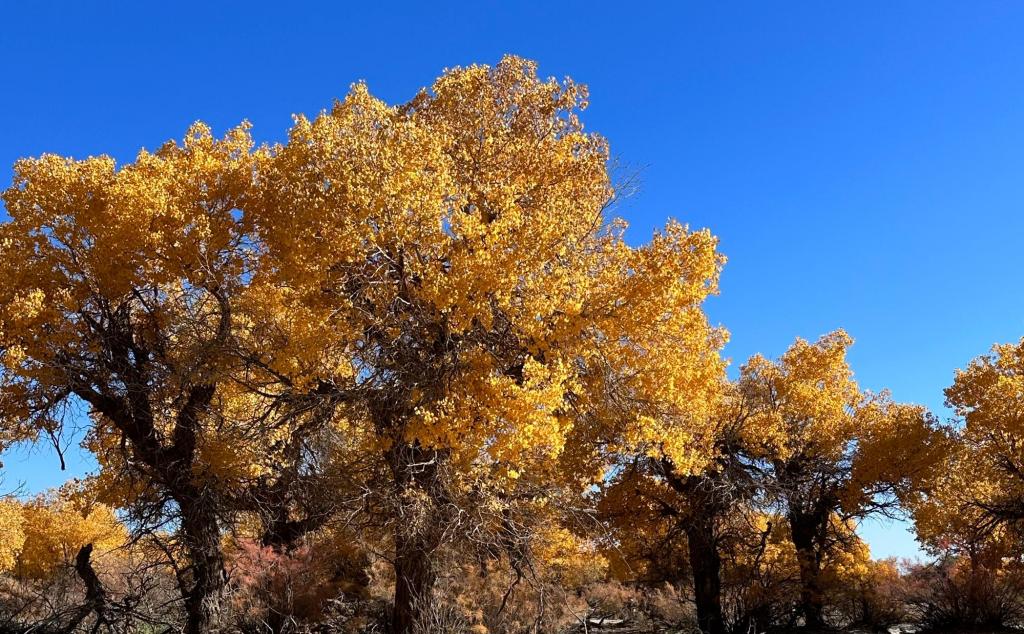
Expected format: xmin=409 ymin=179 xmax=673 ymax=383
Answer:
xmin=0 ymin=55 xmax=1015 ymax=634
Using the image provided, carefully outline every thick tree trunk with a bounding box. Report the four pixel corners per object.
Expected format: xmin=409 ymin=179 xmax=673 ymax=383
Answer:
xmin=659 ymin=464 xmax=731 ymax=634
xmin=685 ymin=516 xmax=726 ymax=634
xmin=179 ymin=497 xmax=228 ymax=634
xmin=392 ymin=528 xmax=438 ymax=634
xmin=387 ymin=441 xmax=445 ymax=633
xmin=789 ymin=514 xmax=825 ymax=628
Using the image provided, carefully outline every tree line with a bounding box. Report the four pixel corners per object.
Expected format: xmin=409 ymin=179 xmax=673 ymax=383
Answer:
xmin=0 ymin=56 xmax=1021 ymax=634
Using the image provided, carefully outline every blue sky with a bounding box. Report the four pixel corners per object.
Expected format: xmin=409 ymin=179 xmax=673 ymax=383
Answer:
xmin=2 ymin=1 xmax=1024 ymax=560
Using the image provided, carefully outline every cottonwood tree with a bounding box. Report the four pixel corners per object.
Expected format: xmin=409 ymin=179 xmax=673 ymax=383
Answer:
xmin=0 ymin=125 xmax=344 ymax=632
xmin=248 ymin=55 xmax=727 ymax=632
xmin=905 ymin=439 xmax=1024 ymax=631
xmin=0 ymin=55 xmax=736 ymax=633
xmin=740 ymin=331 xmax=942 ymax=627
xmin=598 ymin=382 xmax=758 ymax=634
xmin=907 ymin=436 xmax=1022 ymax=567
xmin=894 ymin=339 xmax=1024 ymax=628
xmin=941 ymin=338 xmax=1024 ymax=531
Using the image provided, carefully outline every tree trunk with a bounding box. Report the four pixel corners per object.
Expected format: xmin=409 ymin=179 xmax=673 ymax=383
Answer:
xmin=179 ymin=497 xmax=227 ymax=634
xmin=61 ymin=543 xmax=108 ymax=633
xmin=685 ymin=516 xmax=726 ymax=634
xmin=392 ymin=528 xmax=438 ymax=634
xmin=387 ymin=441 xmax=444 ymax=633
xmin=789 ymin=513 xmax=825 ymax=628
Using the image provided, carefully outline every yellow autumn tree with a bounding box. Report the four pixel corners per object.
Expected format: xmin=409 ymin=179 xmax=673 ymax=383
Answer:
xmin=908 ymin=441 xmax=1009 ymax=560
xmin=13 ymin=487 xmax=127 ymax=581
xmin=594 ymin=354 xmax=928 ymax=634
xmin=942 ymin=338 xmax=1024 ymax=532
xmin=899 ymin=339 xmax=1024 ymax=629
xmin=0 ymin=122 xmax=351 ymax=632
xmin=723 ymin=512 xmax=881 ymax=631
xmin=903 ymin=438 xmax=1024 ymax=628
xmin=597 ymin=381 xmax=758 ymax=634
xmin=740 ymin=331 xmax=943 ymax=627
xmin=247 ymin=55 xmax=726 ymax=632
xmin=0 ymin=498 xmax=25 ymax=574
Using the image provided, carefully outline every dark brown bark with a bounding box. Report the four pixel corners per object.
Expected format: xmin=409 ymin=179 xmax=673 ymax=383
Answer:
xmin=789 ymin=512 xmax=826 ymax=628
xmin=61 ymin=543 xmax=108 ymax=633
xmin=660 ymin=462 xmax=732 ymax=634
xmin=392 ymin=528 xmax=439 ymax=634
xmin=260 ymin=514 xmax=331 ymax=550
xmin=166 ymin=383 xmax=226 ymax=634
xmin=387 ymin=441 xmax=445 ymax=634
xmin=685 ymin=514 xmax=726 ymax=634
xmin=179 ymin=497 xmax=227 ymax=634
xmin=255 ymin=448 xmax=336 ymax=551
xmin=76 ymin=378 xmax=228 ymax=634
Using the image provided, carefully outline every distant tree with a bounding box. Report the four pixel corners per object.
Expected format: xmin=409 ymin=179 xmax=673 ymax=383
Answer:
xmin=740 ymin=331 xmax=943 ymax=627
xmin=942 ymin=338 xmax=1024 ymax=530
xmin=13 ymin=488 xmax=126 ymax=581
xmin=903 ymin=340 xmax=1024 ymax=630
xmin=598 ymin=382 xmax=757 ymax=634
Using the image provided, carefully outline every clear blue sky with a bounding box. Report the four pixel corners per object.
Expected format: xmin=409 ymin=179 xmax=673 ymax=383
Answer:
xmin=3 ymin=1 xmax=1024 ymax=560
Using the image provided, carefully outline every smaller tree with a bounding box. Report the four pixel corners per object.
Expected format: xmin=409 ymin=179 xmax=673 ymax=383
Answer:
xmin=943 ymin=338 xmax=1024 ymax=529
xmin=740 ymin=331 xmax=943 ymax=627
xmin=0 ymin=498 xmax=25 ymax=575
xmin=598 ymin=382 xmax=758 ymax=634
xmin=906 ymin=428 xmax=1024 ymax=631
xmin=13 ymin=487 xmax=126 ymax=581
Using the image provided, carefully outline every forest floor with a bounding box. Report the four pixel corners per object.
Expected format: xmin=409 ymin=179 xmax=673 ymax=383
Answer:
xmin=562 ymin=623 xmax=1023 ymax=634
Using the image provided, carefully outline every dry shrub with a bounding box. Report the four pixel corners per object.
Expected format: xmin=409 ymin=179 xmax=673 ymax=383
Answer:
xmin=829 ymin=557 xmax=909 ymax=629
xmin=581 ymin=579 xmax=641 ymax=619
xmin=902 ymin=554 xmax=1024 ymax=632
xmin=412 ymin=599 xmax=473 ymax=634
xmin=227 ymin=537 xmax=372 ymax=633
xmin=645 ymin=583 xmax=693 ymax=627
xmin=0 ymin=549 xmax=182 ymax=633
xmin=429 ymin=557 xmax=588 ymax=634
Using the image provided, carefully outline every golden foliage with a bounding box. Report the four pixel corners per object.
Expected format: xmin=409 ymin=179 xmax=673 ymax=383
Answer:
xmin=0 ymin=53 xmax=999 ymax=633
xmin=247 ymin=55 xmax=728 ymax=484
xmin=0 ymin=499 xmax=25 ymax=573
xmin=0 ymin=487 xmax=127 ymax=580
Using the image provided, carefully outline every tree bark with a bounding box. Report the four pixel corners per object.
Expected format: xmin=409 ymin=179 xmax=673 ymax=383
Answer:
xmin=685 ymin=515 xmax=726 ymax=634
xmin=392 ymin=527 xmax=439 ymax=634
xmin=179 ymin=496 xmax=228 ymax=634
xmin=387 ymin=441 xmax=445 ymax=633
xmin=789 ymin=513 xmax=826 ymax=628
xmin=659 ymin=463 xmax=730 ymax=634
xmin=61 ymin=543 xmax=108 ymax=633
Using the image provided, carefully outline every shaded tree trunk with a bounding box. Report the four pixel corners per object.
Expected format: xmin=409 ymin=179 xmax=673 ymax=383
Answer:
xmin=61 ymin=543 xmax=108 ymax=633
xmin=387 ymin=441 xmax=445 ymax=634
xmin=789 ymin=512 xmax=825 ymax=628
xmin=685 ymin=514 xmax=726 ymax=634
xmin=179 ymin=495 xmax=228 ymax=634
xmin=659 ymin=462 xmax=733 ymax=634
xmin=392 ymin=527 xmax=439 ymax=634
